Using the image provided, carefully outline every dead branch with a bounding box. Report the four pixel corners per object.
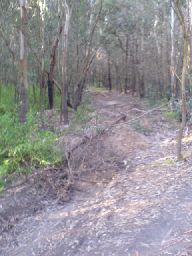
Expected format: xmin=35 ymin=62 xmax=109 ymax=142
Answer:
xmin=67 ymin=113 xmax=127 ymax=156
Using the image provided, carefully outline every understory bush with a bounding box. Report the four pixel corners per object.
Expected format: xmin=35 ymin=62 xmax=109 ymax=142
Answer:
xmin=0 ymin=85 xmax=62 ymax=191
xmin=167 ymin=98 xmax=192 ymax=122
xmin=164 ymin=111 xmax=180 ymax=121
xmin=0 ymin=112 xmax=62 ymax=190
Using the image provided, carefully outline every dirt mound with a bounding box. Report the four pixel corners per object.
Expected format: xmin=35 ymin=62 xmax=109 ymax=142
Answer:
xmin=106 ymin=126 xmax=150 ymax=157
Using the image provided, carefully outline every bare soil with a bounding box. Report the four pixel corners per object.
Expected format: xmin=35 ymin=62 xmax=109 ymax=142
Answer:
xmin=1 ymin=91 xmax=192 ymax=256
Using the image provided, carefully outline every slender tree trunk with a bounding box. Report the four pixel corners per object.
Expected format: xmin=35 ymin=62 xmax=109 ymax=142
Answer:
xmin=177 ymin=35 xmax=188 ymax=160
xmin=172 ymin=0 xmax=190 ymax=160
xmin=131 ymin=45 xmax=136 ymax=95
xmin=40 ymin=0 xmax=46 ymax=112
xmin=139 ymin=30 xmax=145 ymax=98
xmin=61 ymin=0 xmax=71 ymax=125
xmin=124 ymin=35 xmax=129 ymax=94
xmin=170 ymin=3 xmax=176 ymax=98
xmin=107 ymin=53 xmax=112 ymax=91
xmin=135 ymin=37 xmax=140 ymax=96
xmin=19 ymin=0 xmax=28 ymax=123
xmin=48 ymin=15 xmax=64 ymax=109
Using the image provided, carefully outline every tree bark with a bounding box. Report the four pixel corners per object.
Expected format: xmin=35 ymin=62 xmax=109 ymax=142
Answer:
xmin=124 ymin=35 xmax=129 ymax=94
xmin=61 ymin=0 xmax=72 ymax=125
xmin=47 ymin=14 xmax=64 ymax=109
xmin=170 ymin=3 xmax=176 ymax=98
xmin=177 ymin=35 xmax=188 ymax=160
xmin=107 ymin=53 xmax=112 ymax=91
xmin=40 ymin=0 xmax=46 ymax=112
xmin=19 ymin=0 xmax=28 ymax=123
xmin=173 ymin=0 xmax=189 ymax=160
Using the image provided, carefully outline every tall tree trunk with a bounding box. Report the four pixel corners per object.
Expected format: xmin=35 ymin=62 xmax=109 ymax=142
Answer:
xmin=47 ymin=14 xmax=64 ymax=109
xmin=135 ymin=37 xmax=140 ymax=96
xmin=130 ymin=41 xmax=136 ymax=96
xmin=40 ymin=0 xmax=46 ymax=111
xmin=177 ymin=36 xmax=188 ymax=160
xmin=173 ymin=0 xmax=189 ymax=160
xmin=124 ymin=35 xmax=129 ymax=94
xmin=107 ymin=53 xmax=112 ymax=91
xmin=170 ymin=3 xmax=176 ymax=98
xmin=139 ymin=29 xmax=145 ymax=98
xmin=61 ymin=0 xmax=71 ymax=125
xmin=19 ymin=0 xmax=28 ymax=123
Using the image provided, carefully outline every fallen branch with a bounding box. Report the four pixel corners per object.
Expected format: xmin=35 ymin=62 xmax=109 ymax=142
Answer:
xmin=74 ymin=177 xmax=109 ymax=184
xmin=67 ymin=113 xmax=127 ymax=156
xmin=125 ymin=103 xmax=168 ymax=125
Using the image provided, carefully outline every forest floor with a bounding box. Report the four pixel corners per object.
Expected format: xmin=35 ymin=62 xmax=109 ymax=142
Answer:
xmin=1 ymin=91 xmax=192 ymax=256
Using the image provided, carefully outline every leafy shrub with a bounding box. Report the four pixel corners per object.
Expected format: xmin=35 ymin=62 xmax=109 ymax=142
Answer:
xmin=168 ymin=98 xmax=192 ymax=122
xmin=0 ymin=84 xmax=64 ymax=191
xmin=0 ymin=111 xmax=62 ymax=190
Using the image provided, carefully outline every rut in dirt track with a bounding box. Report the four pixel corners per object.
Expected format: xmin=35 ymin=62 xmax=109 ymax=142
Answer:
xmin=1 ymin=91 xmax=192 ymax=256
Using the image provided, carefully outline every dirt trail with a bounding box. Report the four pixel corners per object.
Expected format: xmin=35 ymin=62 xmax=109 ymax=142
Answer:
xmin=1 ymin=91 xmax=192 ymax=256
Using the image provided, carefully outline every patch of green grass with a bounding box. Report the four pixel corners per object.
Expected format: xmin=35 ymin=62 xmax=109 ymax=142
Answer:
xmin=0 ymin=111 xmax=63 ymax=191
xmin=88 ymin=84 xmax=107 ymax=93
xmin=163 ymin=158 xmax=175 ymax=165
xmin=0 ymin=84 xmax=62 ymax=112
xmin=70 ymin=102 xmax=95 ymax=132
xmin=146 ymin=96 xmax=168 ymax=108
xmin=164 ymin=111 xmax=179 ymax=121
xmin=0 ymin=84 xmax=16 ymax=113
xmin=0 ymin=85 xmax=63 ymax=191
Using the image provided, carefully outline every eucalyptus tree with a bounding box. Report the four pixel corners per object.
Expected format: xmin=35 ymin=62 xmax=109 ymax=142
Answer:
xmin=170 ymin=1 xmax=176 ymax=98
xmin=19 ymin=0 xmax=29 ymax=123
xmin=172 ymin=0 xmax=191 ymax=160
xmin=61 ymin=0 xmax=72 ymax=125
xmin=66 ymin=0 xmax=103 ymax=110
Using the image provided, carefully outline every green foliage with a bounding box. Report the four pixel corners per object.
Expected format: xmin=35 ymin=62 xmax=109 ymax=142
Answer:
xmin=0 ymin=86 xmax=62 ymax=191
xmin=166 ymin=98 xmax=192 ymax=122
xmin=0 ymin=85 xmax=16 ymax=112
xmin=70 ymin=93 xmax=95 ymax=132
xmin=164 ymin=111 xmax=180 ymax=121
xmin=71 ymin=104 xmax=95 ymax=130
xmin=89 ymin=84 xmax=106 ymax=93
xmin=0 ymin=112 xmax=62 ymax=190
xmin=0 ymin=84 xmax=61 ymax=112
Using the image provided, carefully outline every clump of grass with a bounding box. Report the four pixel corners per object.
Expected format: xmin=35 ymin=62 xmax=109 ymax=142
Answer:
xmin=163 ymin=158 xmax=175 ymax=165
xmin=88 ymin=84 xmax=107 ymax=93
xmin=0 ymin=84 xmax=63 ymax=191
xmin=69 ymin=92 xmax=95 ymax=133
xmin=0 ymin=111 xmax=63 ymax=190
xmin=164 ymin=111 xmax=179 ymax=121
xmin=131 ymin=120 xmax=152 ymax=135
xmin=70 ymin=104 xmax=95 ymax=132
